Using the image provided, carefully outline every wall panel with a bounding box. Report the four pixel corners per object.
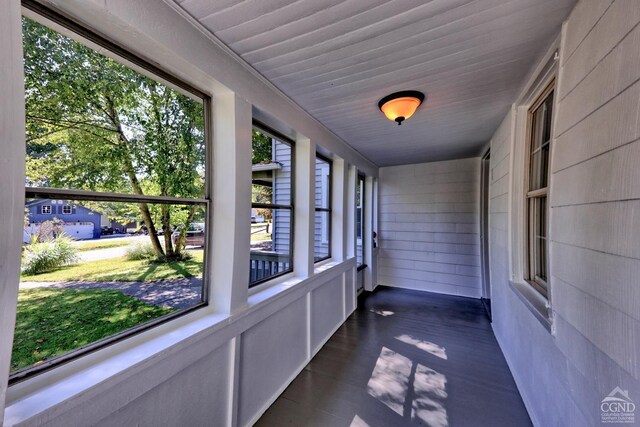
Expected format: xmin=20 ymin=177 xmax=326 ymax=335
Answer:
xmin=378 ymin=158 xmax=481 ymax=297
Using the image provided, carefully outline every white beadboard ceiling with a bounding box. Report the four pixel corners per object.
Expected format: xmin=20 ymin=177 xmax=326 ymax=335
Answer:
xmin=171 ymin=0 xmax=575 ymax=166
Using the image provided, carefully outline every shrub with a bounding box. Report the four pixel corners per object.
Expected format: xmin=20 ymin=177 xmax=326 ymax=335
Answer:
xmin=125 ymin=242 xmax=157 ymax=261
xmin=22 ymin=235 xmax=79 ymax=275
xmin=26 ymin=218 xmax=66 ymax=243
xmin=126 ymin=242 xmax=194 ymax=263
xmin=157 ymin=251 xmax=192 ymax=263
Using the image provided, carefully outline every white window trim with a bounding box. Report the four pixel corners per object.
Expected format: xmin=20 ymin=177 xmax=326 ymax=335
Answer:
xmin=508 ymin=33 xmax=563 ymax=333
xmin=320 ymin=165 xmax=330 ymax=244
xmin=12 ymin=5 xmax=212 ymax=385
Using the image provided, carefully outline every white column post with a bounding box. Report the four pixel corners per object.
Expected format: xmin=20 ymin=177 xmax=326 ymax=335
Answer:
xmin=210 ymin=92 xmax=252 ymax=314
xmin=331 ymin=158 xmax=347 ymax=261
xmin=364 ymin=175 xmax=375 ymax=291
xmin=346 ymin=165 xmax=357 ymax=261
xmin=294 ymin=137 xmax=315 ymax=277
xmin=369 ymin=178 xmax=379 ymax=290
xmin=0 ymin=0 xmax=26 ymax=420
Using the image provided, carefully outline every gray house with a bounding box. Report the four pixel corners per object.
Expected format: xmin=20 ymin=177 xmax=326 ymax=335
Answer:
xmin=249 ymin=138 xmax=330 ymax=282
xmin=24 ymin=199 xmax=102 ymax=241
xmin=270 ymin=141 xmax=330 ymax=259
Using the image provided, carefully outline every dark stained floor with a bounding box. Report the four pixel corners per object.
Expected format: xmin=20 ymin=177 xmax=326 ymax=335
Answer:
xmin=256 ymin=286 xmax=532 ymax=427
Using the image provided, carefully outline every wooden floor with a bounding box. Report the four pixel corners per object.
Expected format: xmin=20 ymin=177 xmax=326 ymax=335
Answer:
xmin=256 ymin=287 xmax=532 ymax=427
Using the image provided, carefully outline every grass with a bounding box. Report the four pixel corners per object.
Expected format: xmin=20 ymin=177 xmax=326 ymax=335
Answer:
xmin=22 ymin=251 xmax=204 ymax=282
xmin=250 ymin=223 xmax=272 ymax=243
xmin=73 ymin=237 xmax=140 ymax=252
xmin=11 ymin=287 xmax=174 ymax=372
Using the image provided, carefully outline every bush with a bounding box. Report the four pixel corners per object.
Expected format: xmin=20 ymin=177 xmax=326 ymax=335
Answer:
xmin=126 ymin=242 xmax=194 ymax=263
xmin=125 ymin=242 xmax=157 ymax=261
xmin=22 ymin=235 xmax=79 ymax=275
xmin=157 ymin=251 xmax=193 ymax=263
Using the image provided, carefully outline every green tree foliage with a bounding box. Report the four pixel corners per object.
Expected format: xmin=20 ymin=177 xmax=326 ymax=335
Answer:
xmin=251 ymin=129 xmax=273 ymax=209
xmin=23 ymin=18 xmax=205 ymax=259
xmin=252 ymin=129 xmax=272 ymax=165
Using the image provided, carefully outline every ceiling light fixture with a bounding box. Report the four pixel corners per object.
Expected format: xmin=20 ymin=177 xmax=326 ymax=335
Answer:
xmin=378 ymin=90 xmax=425 ymax=125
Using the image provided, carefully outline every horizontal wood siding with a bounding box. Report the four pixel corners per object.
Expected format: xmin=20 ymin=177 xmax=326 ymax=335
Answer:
xmin=273 ymin=141 xmax=292 ymax=254
xmin=378 ymin=158 xmax=481 ymax=297
xmin=490 ymin=1 xmax=640 ymax=425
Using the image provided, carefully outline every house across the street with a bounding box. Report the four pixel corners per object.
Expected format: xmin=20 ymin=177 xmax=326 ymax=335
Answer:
xmin=24 ymin=199 xmax=102 ymax=241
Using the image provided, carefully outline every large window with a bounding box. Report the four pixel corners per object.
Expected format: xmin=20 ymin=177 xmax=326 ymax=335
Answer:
xmin=314 ymin=154 xmax=332 ymax=262
xmin=250 ymin=124 xmax=294 ymax=286
xmin=14 ymin=9 xmax=209 ymax=380
xmin=525 ymin=83 xmax=554 ymax=297
xmin=356 ymin=172 xmax=365 ymax=269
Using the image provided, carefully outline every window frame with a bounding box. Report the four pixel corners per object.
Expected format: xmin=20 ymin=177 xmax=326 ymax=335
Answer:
xmin=249 ymin=120 xmax=295 ymax=287
xmin=356 ymin=172 xmax=366 ymax=271
xmin=41 ymin=204 xmax=51 ymax=214
xmin=62 ymin=204 xmax=72 ymax=215
xmin=314 ymin=152 xmax=332 ymax=263
xmin=13 ymin=2 xmax=212 ymax=384
xmin=524 ymin=81 xmax=554 ymax=298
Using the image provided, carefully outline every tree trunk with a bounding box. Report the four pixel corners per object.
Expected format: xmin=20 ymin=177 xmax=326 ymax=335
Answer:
xmin=161 ymin=204 xmax=175 ymax=257
xmin=104 ymin=95 xmax=165 ymax=258
xmin=137 ymin=202 xmax=165 ymax=258
xmin=173 ymin=207 xmax=196 ymax=254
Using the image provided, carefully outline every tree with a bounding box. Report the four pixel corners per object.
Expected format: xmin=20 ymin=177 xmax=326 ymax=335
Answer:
xmin=23 ymin=18 xmax=205 ymax=260
xmin=251 ymin=129 xmax=273 ymax=211
xmin=252 ymin=129 xmax=272 ymax=165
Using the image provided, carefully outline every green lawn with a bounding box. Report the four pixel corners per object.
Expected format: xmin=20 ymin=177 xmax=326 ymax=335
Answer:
xmin=11 ymin=287 xmax=174 ymax=372
xmin=72 ymin=237 xmax=139 ymax=252
xmin=250 ymin=223 xmax=272 ymax=243
xmin=22 ymin=251 xmax=204 ymax=282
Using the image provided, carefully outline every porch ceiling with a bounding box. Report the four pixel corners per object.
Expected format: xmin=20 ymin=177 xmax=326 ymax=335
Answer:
xmin=171 ymin=0 xmax=575 ymax=166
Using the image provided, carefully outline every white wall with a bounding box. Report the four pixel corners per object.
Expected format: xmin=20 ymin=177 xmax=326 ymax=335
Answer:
xmin=378 ymin=158 xmax=482 ymax=298
xmin=490 ymin=1 xmax=640 ymax=426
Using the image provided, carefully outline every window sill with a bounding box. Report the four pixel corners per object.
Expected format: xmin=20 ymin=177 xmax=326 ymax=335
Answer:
xmin=247 ymin=271 xmax=303 ymax=300
xmin=247 ymin=259 xmax=353 ymax=312
xmin=509 ymin=280 xmax=554 ymax=334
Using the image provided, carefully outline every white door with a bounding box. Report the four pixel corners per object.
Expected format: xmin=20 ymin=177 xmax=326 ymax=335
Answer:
xmin=63 ymin=222 xmax=94 ymax=240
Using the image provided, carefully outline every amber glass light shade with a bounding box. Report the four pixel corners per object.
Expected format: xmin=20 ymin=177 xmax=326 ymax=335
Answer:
xmin=378 ymin=91 xmax=425 ymax=125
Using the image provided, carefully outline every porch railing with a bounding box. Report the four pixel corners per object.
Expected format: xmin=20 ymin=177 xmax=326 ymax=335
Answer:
xmin=249 ymin=250 xmax=290 ymax=284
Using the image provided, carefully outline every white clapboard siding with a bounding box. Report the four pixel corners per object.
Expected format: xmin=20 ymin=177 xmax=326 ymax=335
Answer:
xmin=489 ymin=1 xmax=640 ymax=426
xmin=378 ymin=158 xmax=481 ymax=297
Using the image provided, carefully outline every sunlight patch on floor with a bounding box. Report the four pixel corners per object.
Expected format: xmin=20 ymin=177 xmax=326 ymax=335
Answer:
xmin=350 ymin=414 xmax=370 ymax=426
xmin=395 ymin=334 xmax=448 ymax=360
xmin=412 ymin=364 xmax=448 ymax=426
xmin=366 ymin=347 xmax=412 ymax=415
xmin=370 ymin=308 xmax=394 ymax=317
xmin=366 ymin=346 xmax=449 ymax=426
